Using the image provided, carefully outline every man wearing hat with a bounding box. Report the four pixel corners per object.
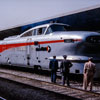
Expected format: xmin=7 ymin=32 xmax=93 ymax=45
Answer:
xmin=49 ymin=56 xmax=58 ymax=83
xmin=60 ymin=55 xmax=72 ymax=86
xmin=83 ymin=57 xmax=96 ymax=91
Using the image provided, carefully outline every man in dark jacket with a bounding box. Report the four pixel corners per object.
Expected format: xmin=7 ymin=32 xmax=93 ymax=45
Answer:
xmin=49 ymin=56 xmax=58 ymax=83
xmin=60 ymin=55 xmax=72 ymax=86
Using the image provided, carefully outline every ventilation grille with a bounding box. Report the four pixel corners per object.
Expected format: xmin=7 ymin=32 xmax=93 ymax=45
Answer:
xmin=86 ymin=36 xmax=100 ymax=43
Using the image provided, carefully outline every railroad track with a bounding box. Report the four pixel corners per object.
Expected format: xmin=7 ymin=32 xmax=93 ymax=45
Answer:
xmin=0 ymin=68 xmax=100 ymax=100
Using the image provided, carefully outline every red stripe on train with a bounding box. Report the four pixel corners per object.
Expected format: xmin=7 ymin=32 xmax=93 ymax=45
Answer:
xmin=0 ymin=40 xmax=64 ymax=53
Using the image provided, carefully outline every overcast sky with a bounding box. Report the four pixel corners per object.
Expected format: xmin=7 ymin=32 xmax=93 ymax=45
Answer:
xmin=0 ymin=0 xmax=100 ymax=31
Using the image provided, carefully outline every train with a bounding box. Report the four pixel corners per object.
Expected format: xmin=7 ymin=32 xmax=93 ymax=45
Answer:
xmin=0 ymin=23 xmax=100 ymax=78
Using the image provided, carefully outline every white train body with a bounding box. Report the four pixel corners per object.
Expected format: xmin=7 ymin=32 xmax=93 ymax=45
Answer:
xmin=0 ymin=23 xmax=100 ymax=78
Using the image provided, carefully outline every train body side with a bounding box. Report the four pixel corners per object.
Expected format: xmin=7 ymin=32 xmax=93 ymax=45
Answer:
xmin=0 ymin=23 xmax=100 ymax=78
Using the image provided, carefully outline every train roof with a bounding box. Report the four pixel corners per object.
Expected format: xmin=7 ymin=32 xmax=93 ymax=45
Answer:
xmin=29 ymin=23 xmax=69 ymax=29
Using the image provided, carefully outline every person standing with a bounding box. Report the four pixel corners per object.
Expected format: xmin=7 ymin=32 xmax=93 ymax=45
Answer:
xmin=49 ymin=56 xmax=58 ymax=83
xmin=83 ymin=57 xmax=96 ymax=91
xmin=60 ymin=55 xmax=72 ymax=86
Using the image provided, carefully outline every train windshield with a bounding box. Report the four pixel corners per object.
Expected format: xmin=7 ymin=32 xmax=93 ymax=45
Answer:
xmin=50 ymin=24 xmax=68 ymax=32
xmin=46 ymin=24 xmax=68 ymax=34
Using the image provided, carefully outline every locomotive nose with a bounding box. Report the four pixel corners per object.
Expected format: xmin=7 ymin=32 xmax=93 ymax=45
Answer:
xmin=83 ymin=35 xmax=100 ymax=54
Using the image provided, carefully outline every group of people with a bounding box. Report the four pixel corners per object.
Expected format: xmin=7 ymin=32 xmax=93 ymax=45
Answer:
xmin=49 ymin=55 xmax=72 ymax=86
xmin=49 ymin=55 xmax=96 ymax=91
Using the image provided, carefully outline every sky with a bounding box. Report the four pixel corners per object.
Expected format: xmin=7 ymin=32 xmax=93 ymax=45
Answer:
xmin=0 ymin=0 xmax=100 ymax=31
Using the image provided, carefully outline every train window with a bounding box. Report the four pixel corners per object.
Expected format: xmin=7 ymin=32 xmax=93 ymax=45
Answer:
xmin=37 ymin=27 xmax=46 ymax=35
xmin=42 ymin=27 xmax=46 ymax=34
xmin=21 ymin=30 xmax=33 ymax=37
xmin=33 ymin=29 xmax=37 ymax=35
xmin=46 ymin=27 xmax=53 ymax=34
xmin=37 ymin=28 xmax=42 ymax=35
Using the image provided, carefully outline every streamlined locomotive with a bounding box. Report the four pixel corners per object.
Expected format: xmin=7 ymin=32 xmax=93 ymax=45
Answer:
xmin=0 ymin=23 xmax=100 ymax=78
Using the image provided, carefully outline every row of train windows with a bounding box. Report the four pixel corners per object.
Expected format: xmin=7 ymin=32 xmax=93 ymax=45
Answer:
xmin=21 ymin=24 xmax=68 ymax=37
xmin=21 ymin=27 xmax=49 ymax=37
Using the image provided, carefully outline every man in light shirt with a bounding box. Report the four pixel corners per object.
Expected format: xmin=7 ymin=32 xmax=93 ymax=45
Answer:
xmin=83 ymin=57 xmax=96 ymax=91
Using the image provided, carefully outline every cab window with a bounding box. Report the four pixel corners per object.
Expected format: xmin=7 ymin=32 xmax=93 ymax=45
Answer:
xmin=45 ymin=27 xmax=52 ymax=34
xmin=50 ymin=25 xmax=67 ymax=32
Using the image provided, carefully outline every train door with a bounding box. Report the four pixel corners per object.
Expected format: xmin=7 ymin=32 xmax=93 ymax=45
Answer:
xmin=34 ymin=27 xmax=49 ymax=67
xmin=33 ymin=28 xmax=41 ymax=64
xmin=25 ymin=28 xmax=41 ymax=67
xmin=26 ymin=38 xmax=32 ymax=66
xmin=29 ymin=28 xmax=46 ymax=66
